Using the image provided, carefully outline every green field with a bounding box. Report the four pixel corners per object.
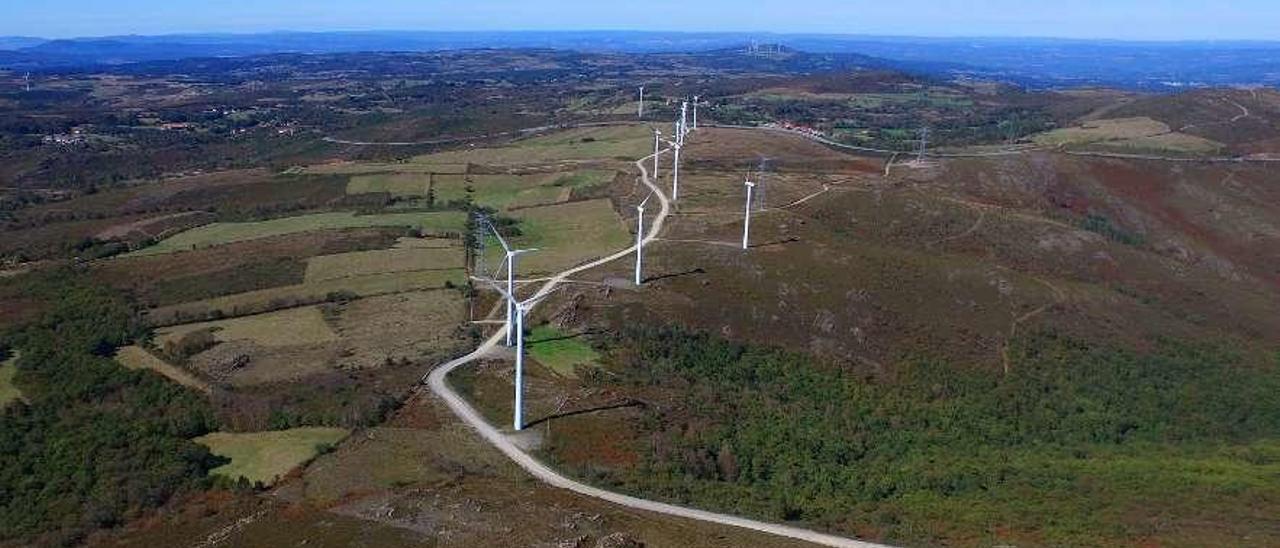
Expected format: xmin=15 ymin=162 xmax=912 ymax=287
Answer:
xmin=347 ymin=170 xmax=615 ymax=211
xmin=156 ymin=306 xmax=338 ymax=349
xmin=0 ymin=352 xmax=21 ymax=408
xmin=130 ymin=211 xmax=466 ymax=256
xmin=482 ymin=198 xmax=630 ymax=275
xmin=411 ymin=125 xmax=653 ymax=166
xmin=195 ymin=428 xmax=350 ymax=485
xmin=528 ymin=325 xmax=600 ymax=377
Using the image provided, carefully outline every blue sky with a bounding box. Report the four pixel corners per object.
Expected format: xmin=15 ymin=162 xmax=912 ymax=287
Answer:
xmin=4 ymin=0 xmax=1278 ymax=41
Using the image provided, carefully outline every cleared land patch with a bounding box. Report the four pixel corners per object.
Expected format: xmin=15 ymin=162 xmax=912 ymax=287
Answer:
xmin=527 ymin=325 xmax=600 ymax=378
xmin=0 ymin=352 xmax=21 ymax=408
xmin=130 ymin=211 xmax=466 ymax=256
xmin=327 ymin=290 xmax=468 ymax=370
xmin=1033 ymin=117 xmax=1224 ymax=154
xmin=157 ymin=306 xmax=338 ymax=348
xmin=195 ymin=428 xmax=350 ymax=485
xmin=115 ymin=345 xmax=210 ymax=394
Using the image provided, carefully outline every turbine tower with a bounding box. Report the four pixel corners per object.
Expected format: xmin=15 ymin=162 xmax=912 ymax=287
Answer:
xmin=634 ymin=193 xmax=653 ymax=286
xmin=477 ymin=276 xmax=542 ymax=431
xmin=638 ymin=86 xmax=645 ymax=119
xmin=692 ymin=95 xmax=699 ymax=130
xmin=487 ymin=220 xmax=536 ymax=347
xmin=23 ymin=72 xmax=31 ymax=92
xmin=653 ymin=129 xmax=662 ymax=178
xmin=680 ymin=101 xmax=689 ymax=141
xmin=742 ymin=177 xmax=756 ymax=250
xmin=670 ymin=139 xmax=682 ymax=201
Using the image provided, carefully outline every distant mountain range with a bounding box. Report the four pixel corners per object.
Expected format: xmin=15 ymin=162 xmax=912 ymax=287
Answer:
xmin=2 ymin=31 xmax=1279 ymax=89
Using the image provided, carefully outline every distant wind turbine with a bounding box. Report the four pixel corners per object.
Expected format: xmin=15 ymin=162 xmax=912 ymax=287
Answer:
xmin=742 ymin=176 xmax=756 ymax=250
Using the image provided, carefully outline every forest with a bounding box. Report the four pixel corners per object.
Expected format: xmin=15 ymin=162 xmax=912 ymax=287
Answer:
xmin=0 ymin=271 xmax=221 ymax=546
xmin=590 ymin=327 xmax=1280 ymax=545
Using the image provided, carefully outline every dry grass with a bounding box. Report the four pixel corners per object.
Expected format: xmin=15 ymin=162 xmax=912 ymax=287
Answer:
xmin=195 ymin=428 xmax=350 ymax=485
xmin=149 ymin=269 xmax=466 ymax=324
xmin=157 ymin=306 xmax=338 ymax=348
xmin=304 ymin=247 xmax=464 ymax=283
xmin=115 ymin=345 xmax=211 ymax=394
xmin=131 ymin=211 xmax=466 ymax=256
xmin=1035 ymin=117 xmax=1172 ymax=146
xmin=327 ymin=290 xmax=468 ymax=371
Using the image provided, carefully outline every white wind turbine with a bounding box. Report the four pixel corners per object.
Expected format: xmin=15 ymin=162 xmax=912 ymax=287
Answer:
xmin=634 ymin=193 xmax=654 ymax=286
xmin=653 ymin=129 xmax=662 ymax=178
xmin=679 ymin=101 xmax=689 ymax=142
xmin=638 ymin=86 xmax=645 ymax=119
xmin=742 ymin=175 xmax=756 ymax=250
xmin=657 ymin=133 xmax=682 ymax=201
xmin=487 ymin=220 xmax=537 ymax=347
xmin=692 ymin=95 xmax=699 ymax=131
xmin=476 ymin=275 xmax=546 ymax=431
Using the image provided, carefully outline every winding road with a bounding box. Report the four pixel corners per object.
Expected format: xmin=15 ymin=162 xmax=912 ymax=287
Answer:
xmin=424 ymin=149 xmax=887 ymax=548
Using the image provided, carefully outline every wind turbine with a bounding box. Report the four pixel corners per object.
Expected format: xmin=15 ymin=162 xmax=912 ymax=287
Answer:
xmin=653 ymin=129 xmax=662 ymax=178
xmin=476 ymin=275 xmax=546 ymax=431
xmin=635 ymin=193 xmax=653 ymax=286
xmin=23 ymin=72 xmax=31 ymax=92
xmin=487 ymin=220 xmax=537 ymax=347
xmin=658 ymin=133 xmax=682 ymax=201
xmin=679 ymin=101 xmax=689 ymax=142
xmin=692 ymin=95 xmax=699 ymax=131
xmin=638 ymin=86 xmax=645 ymax=119
xmin=742 ymin=176 xmax=756 ymax=250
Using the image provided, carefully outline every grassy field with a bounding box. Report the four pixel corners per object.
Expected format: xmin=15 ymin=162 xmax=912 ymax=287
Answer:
xmin=115 ymin=345 xmax=211 ymax=393
xmin=149 ymin=269 xmax=466 ymax=324
xmin=347 ymin=172 xmax=444 ymax=196
xmin=347 ymin=170 xmax=614 ymax=211
xmin=528 ymin=325 xmax=600 ymax=377
xmin=195 ymin=428 xmax=350 ymax=485
xmin=130 ymin=211 xmax=466 ymax=256
xmin=484 ymin=198 xmax=630 ymax=275
xmin=157 ymin=306 xmax=338 ymax=348
xmin=1033 ymin=117 xmax=1224 ymax=154
xmin=0 ymin=352 xmax=21 ymax=408
xmin=304 ymin=247 xmax=464 ymax=283
xmin=411 ymin=125 xmax=653 ymax=166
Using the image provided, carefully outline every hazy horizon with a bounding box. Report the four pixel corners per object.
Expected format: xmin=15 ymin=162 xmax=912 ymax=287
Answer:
xmin=5 ymin=0 xmax=1280 ymax=42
